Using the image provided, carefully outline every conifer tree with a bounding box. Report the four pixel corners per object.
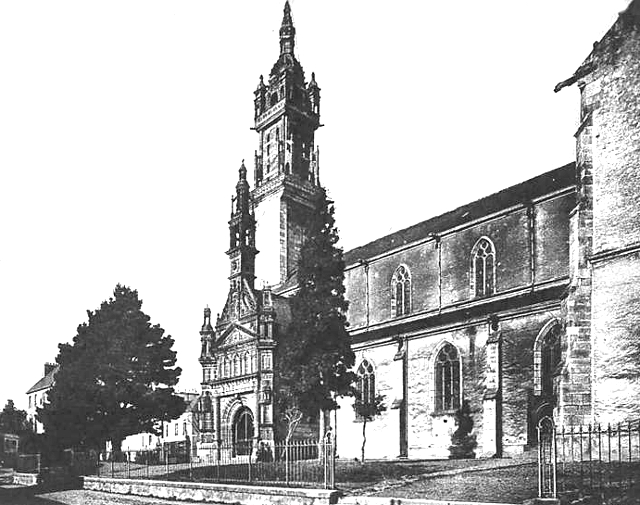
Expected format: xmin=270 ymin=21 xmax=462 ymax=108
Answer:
xmin=276 ymin=192 xmax=357 ymax=434
xmin=39 ymin=285 xmax=184 ymax=454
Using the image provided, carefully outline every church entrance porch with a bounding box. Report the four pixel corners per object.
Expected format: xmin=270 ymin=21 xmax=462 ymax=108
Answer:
xmin=233 ymin=407 xmax=254 ymax=456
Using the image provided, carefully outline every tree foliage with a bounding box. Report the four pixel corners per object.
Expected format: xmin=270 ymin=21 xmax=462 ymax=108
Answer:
xmin=352 ymin=394 xmax=386 ymax=463
xmin=39 ymin=285 xmax=185 ymax=453
xmin=0 ymin=400 xmax=29 ymax=435
xmin=448 ymin=400 xmax=477 ymax=459
xmin=276 ymin=192 xmax=357 ymax=426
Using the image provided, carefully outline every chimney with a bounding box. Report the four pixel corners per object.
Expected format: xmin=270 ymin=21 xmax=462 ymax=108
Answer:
xmin=44 ymin=362 xmax=56 ymax=376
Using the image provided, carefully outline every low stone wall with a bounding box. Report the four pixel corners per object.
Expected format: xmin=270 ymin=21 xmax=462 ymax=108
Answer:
xmin=84 ymin=476 xmax=340 ymax=505
xmin=13 ymin=472 xmax=38 ymax=486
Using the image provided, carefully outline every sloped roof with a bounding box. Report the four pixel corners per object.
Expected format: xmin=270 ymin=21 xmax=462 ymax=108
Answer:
xmin=343 ymin=163 xmax=576 ymax=266
xmin=26 ymin=366 xmax=59 ymax=394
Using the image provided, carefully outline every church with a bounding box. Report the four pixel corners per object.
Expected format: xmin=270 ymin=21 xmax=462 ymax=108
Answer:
xmin=196 ymin=1 xmax=640 ymax=460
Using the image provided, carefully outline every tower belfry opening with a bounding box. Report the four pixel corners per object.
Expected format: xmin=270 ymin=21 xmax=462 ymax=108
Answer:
xmin=251 ymin=1 xmax=324 ymax=290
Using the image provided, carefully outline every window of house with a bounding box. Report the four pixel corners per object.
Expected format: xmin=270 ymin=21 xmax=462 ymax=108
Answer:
xmin=434 ymin=343 xmax=461 ymax=413
xmin=165 ymin=425 xmax=169 ymax=437
xmin=29 ymin=396 xmax=32 ymax=408
xmin=472 ymin=238 xmax=496 ymax=297
xmin=357 ymin=359 xmax=375 ymax=406
xmin=391 ymin=265 xmax=411 ymax=317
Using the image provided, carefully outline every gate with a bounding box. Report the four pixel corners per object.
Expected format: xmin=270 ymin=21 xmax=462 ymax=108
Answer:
xmin=538 ymin=416 xmax=556 ymax=499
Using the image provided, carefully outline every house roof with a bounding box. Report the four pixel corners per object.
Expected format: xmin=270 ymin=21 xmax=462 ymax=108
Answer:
xmin=26 ymin=366 xmax=59 ymax=394
xmin=343 ymin=163 xmax=576 ymax=266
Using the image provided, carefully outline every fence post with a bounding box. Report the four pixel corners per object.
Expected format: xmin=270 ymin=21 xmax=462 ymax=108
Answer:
xmin=331 ymin=438 xmax=336 ymax=489
xmin=111 ymin=454 xmax=114 ymax=478
xmin=189 ymin=454 xmax=193 ymax=481
xmin=165 ymin=451 xmax=169 ymax=478
xmin=285 ymin=440 xmax=289 ymax=486
xmin=127 ymin=452 xmax=130 ymax=479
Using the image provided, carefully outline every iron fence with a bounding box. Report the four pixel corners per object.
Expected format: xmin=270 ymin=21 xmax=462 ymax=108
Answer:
xmin=95 ymin=439 xmax=335 ymax=489
xmin=538 ymin=418 xmax=640 ymax=502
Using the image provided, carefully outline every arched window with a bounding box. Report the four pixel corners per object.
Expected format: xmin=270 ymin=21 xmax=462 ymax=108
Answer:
xmin=224 ymin=356 xmax=230 ymax=378
xmin=434 ymin=343 xmax=461 ymax=413
xmin=212 ymin=359 xmax=218 ymax=380
xmin=233 ymin=354 xmax=240 ymax=376
xmin=357 ymin=359 xmax=375 ymax=405
xmin=392 ymin=265 xmax=411 ymax=317
xmin=471 ymin=238 xmax=496 ymax=297
xmin=244 ymin=352 xmax=250 ymax=374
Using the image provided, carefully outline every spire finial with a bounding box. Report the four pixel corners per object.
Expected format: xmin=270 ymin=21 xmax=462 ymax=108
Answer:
xmin=279 ymin=1 xmax=295 ymax=55
xmin=239 ymin=160 xmax=247 ymax=180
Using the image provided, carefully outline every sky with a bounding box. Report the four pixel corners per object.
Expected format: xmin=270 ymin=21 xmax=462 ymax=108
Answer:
xmin=0 ymin=0 xmax=632 ymax=412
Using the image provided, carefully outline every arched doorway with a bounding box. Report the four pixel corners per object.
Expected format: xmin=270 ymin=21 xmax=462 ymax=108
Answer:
xmin=233 ymin=408 xmax=254 ymax=456
xmin=530 ymin=321 xmax=562 ymax=445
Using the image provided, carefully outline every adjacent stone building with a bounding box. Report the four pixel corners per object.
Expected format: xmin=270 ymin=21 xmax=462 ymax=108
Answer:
xmin=196 ymin=1 xmax=640 ymax=460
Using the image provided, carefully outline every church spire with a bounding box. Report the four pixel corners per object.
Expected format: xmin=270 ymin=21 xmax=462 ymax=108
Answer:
xmin=228 ymin=160 xmax=257 ymax=290
xmin=279 ymin=1 xmax=295 ymax=56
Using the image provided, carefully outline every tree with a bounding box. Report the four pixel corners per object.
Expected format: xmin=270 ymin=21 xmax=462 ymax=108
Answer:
xmin=0 ymin=400 xmax=29 ymax=434
xmin=352 ymin=394 xmax=386 ymax=463
xmin=448 ymin=400 xmax=477 ymax=459
xmin=39 ymin=285 xmax=185 ymax=454
xmin=276 ymin=192 xmax=357 ymax=437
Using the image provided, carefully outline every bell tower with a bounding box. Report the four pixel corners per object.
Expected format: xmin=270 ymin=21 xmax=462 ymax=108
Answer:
xmin=252 ymin=1 xmax=323 ymax=291
xmin=228 ymin=161 xmax=257 ymax=294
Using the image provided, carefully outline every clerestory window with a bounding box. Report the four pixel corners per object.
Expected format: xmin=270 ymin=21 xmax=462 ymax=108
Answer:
xmin=471 ymin=238 xmax=496 ymax=297
xmin=391 ymin=265 xmax=411 ymax=317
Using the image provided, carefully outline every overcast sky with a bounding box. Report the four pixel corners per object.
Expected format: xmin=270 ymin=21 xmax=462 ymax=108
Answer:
xmin=0 ymin=1 xmax=631 ymax=411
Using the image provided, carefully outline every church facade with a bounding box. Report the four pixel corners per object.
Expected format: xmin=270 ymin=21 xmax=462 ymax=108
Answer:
xmin=196 ymin=2 xmax=640 ymax=460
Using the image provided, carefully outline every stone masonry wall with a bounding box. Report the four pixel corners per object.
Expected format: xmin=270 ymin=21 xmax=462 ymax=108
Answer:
xmin=564 ymin=9 xmax=640 ymax=426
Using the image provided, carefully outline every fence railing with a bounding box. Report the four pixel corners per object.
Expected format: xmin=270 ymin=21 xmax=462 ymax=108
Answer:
xmin=95 ymin=439 xmax=336 ymax=489
xmin=538 ymin=419 xmax=640 ymax=501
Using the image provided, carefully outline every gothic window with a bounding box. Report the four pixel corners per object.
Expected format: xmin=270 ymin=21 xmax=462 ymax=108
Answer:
xmin=271 ymin=92 xmax=278 ymax=106
xmin=434 ymin=343 xmax=461 ymax=413
xmin=471 ymin=238 xmax=496 ymax=297
xmin=357 ymin=359 xmax=375 ymax=406
xmin=391 ymin=265 xmax=411 ymax=317
xmin=212 ymin=360 xmax=218 ymax=380
xmin=224 ymin=356 xmax=230 ymax=377
xmin=233 ymin=354 xmax=240 ymax=376
xmin=203 ymin=368 xmax=212 ymax=382
xmin=244 ymin=352 xmax=250 ymax=374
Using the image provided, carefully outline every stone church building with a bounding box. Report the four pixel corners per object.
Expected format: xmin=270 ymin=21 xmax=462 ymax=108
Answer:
xmin=196 ymin=1 xmax=640 ymax=460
